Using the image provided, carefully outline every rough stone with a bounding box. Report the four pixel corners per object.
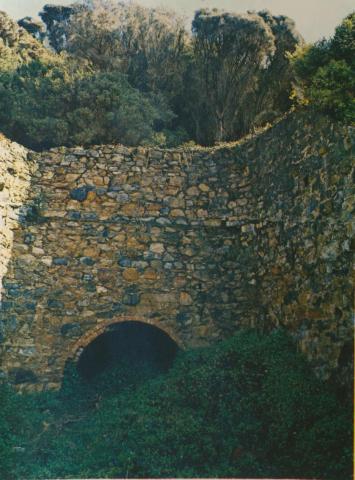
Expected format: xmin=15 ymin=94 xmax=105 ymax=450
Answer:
xmin=180 ymin=292 xmax=193 ymax=306
xmin=150 ymin=243 xmax=165 ymax=255
xmin=186 ymin=186 xmax=199 ymax=196
xmin=0 ymin=112 xmax=352 ymax=392
xmin=122 ymin=268 xmax=140 ymax=282
xmin=70 ymin=186 xmax=93 ymax=202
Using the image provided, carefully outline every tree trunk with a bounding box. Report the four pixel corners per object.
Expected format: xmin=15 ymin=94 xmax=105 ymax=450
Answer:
xmin=215 ymin=113 xmax=225 ymax=143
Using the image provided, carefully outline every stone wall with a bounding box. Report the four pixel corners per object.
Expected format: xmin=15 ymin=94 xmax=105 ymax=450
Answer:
xmin=0 ymin=137 xmax=33 ymax=303
xmin=245 ymin=114 xmax=353 ymax=379
xmin=0 ymin=112 xmax=353 ymax=390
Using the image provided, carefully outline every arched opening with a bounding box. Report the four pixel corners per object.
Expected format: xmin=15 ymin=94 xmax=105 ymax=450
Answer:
xmin=75 ymin=321 xmax=179 ymax=381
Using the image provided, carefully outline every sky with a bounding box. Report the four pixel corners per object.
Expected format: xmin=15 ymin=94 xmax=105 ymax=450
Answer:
xmin=0 ymin=0 xmax=353 ymax=42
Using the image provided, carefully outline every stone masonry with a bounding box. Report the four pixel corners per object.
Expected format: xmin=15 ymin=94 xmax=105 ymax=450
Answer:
xmin=0 ymin=113 xmax=353 ymax=391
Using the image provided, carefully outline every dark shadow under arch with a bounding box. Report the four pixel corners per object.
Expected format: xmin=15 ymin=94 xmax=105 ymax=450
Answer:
xmin=75 ymin=321 xmax=179 ymax=380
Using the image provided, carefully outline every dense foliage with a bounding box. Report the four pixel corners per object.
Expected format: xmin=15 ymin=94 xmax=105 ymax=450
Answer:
xmin=188 ymin=9 xmax=302 ymax=143
xmin=0 ymin=57 xmax=174 ymax=150
xmin=1 ymin=3 xmax=353 ymax=149
xmin=0 ymin=384 xmax=26 ymax=480
xmin=0 ymin=8 xmax=181 ymax=149
xmin=0 ymin=10 xmax=49 ymax=71
xmin=0 ymin=2 xmax=305 ymax=149
xmin=292 ymin=11 xmax=355 ymax=124
xmin=0 ymin=5 xmax=352 ymax=480
xmin=0 ymin=330 xmax=351 ymax=480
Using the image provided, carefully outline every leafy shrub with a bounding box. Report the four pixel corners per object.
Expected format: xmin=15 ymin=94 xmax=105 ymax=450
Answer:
xmin=291 ymin=12 xmax=355 ymax=124
xmin=0 ymin=5 xmax=304 ymax=148
xmin=0 ymin=384 xmax=27 ymax=480
xmin=0 ymin=58 xmax=175 ymax=150
xmin=2 ymin=330 xmax=351 ymax=480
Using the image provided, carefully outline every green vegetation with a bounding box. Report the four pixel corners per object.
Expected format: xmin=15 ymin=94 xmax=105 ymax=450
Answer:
xmin=0 ymin=5 xmax=353 ymax=479
xmin=189 ymin=9 xmax=302 ymax=143
xmin=0 ymin=58 xmax=174 ymax=150
xmin=0 ymin=330 xmax=351 ymax=480
xmin=0 ymin=10 xmax=49 ymax=71
xmin=291 ymin=11 xmax=355 ymax=124
xmin=0 ymin=384 xmax=26 ymax=479
xmin=0 ymin=4 xmax=353 ymax=479
xmin=0 ymin=3 xmax=304 ymax=149
xmin=0 ymin=3 xmax=353 ymax=149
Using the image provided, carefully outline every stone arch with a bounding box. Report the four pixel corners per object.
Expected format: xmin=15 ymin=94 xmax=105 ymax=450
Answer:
xmin=59 ymin=316 xmax=183 ymax=382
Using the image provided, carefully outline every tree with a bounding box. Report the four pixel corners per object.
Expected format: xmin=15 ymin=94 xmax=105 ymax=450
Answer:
xmin=291 ymin=12 xmax=354 ymax=124
xmin=60 ymin=0 xmax=122 ymax=70
xmin=248 ymin=10 xmax=303 ymax=127
xmin=60 ymin=1 xmax=190 ymax=142
xmin=33 ymin=2 xmax=304 ymax=146
xmin=64 ymin=1 xmax=189 ymax=102
xmin=1 ymin=3 xmax=308 ymax=147
xmin=0 ymin=56 xmax=174 ymax=150
xmin=63 ymin=70 xmax=174 ymax=146
xmin=0 ymin=10 xmax=20 ymax=47
xmin=331 ymin=11 xmax=355 ymax=63
xmin=116 ymin=3 xmax=188 ymax=100
xmin=18 ymin=17 xmax=46 ymax=42
xmin=39 ymin=3 xmax=88 ymax=52
xmin=0 ymin=11 xmax=50 ymax=71
xmin=189 ymin=9 xmax=276 ymax=144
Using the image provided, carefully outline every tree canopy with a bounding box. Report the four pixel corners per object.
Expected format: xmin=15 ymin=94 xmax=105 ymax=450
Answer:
xmin=39 ymin=3 xmax=87 ymax=52
xmin=291 ymin=11 xmax=354 ymax=124
xmin=64 ymin=2 xmax=188 ymax=94
xmin=0 ymin=3 xmax=353 ymax=149
xmin=0 ymin=57 xmax=174 ymax=150
xmin=190 ymin=9 xmax=275 ymax=143
xmin=0 ymin=10 xmax=49 ymax=71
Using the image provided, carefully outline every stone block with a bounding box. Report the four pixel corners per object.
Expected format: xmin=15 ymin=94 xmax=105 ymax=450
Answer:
xmin=150 ymin=243 xmax=165 ymax=254
xmin=180 ymin=292 xmax=193 ymax=306
xmin=123 ymin=268 xmax=140 ymax=282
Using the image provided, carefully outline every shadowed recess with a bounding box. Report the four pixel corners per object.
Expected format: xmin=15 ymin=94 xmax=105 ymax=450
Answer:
xmin=76 ymin=321 xmax=179 ymax=380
